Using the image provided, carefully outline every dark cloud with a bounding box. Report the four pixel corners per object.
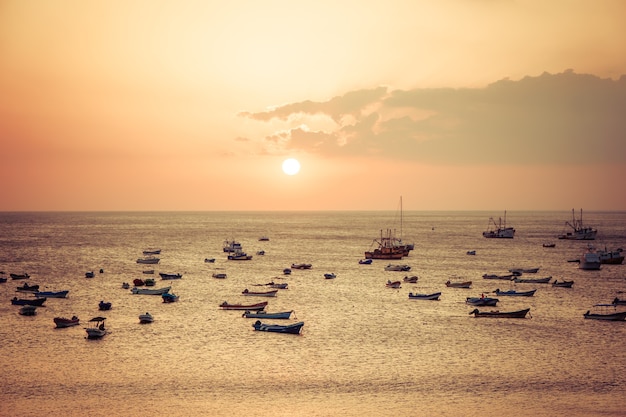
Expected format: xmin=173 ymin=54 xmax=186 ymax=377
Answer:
xmin=241 ymin=70 xmax=626 ymax=165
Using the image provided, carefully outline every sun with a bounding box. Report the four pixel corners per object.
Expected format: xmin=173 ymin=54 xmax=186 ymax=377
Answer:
xmin=282 ymin=158 xmax=301 ymax=175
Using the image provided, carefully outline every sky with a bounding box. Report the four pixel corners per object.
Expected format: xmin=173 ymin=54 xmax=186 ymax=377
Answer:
xmin=1 ymin=0 xmax=625 ymax=211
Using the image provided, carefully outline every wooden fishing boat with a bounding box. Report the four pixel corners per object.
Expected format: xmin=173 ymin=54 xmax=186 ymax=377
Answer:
xmin=11 ymin=297 xmax=46 ymax=306
xmin=446 ymin=280 xmax=472 ymax=288
xmin=159 ymin=273 xmax=182 ymax=280
xmin=466 ymin=296 xmax=499 ymax=307
xmin=291 ymin=263 xmax=312 ymax=269
xmin=583 ymin=305 xmax=626 ymax=321
xmin=324 ymin=273 xmax=336 ymax=279
xmin=252 ymin=320 xmax=304 ymax=335
xmin=85 ymin=317 xmax=107 ymax=339
xmin=54 ymin=316 xmax=80 ymax=328
xmin=139 ymin=312 xmax=154 ymax=323
xmin=386 ymin=280 xmax=402 ymax=289
xmin=552 ymin=280 xmax=574 ymax=288
xmin=136 ymin=257 xmax=160 ymax=264
xmin=34 ymin=290 xmax=69 ymax=298
xmin=469 ymin=308 xmax=530 ymax=318
xmin=131 ymin=286 xmax=171 ymax=295
xmin=241 ymin=310 xmax=293 ymax=319
xmin=612 ymin=298 xmax=626 ymax=306
xmin=494 ymin=289 xmax=536 ymax=297
xmin=403 ymin=276 xmax=419 ymax=283
xmin=15 ymin=283 xmax=39 ymax=292
xmin=162 ymin=293 xmax=180 ymax=303
xmin=242 ymin=289 xmax=278 ymax=297
xmin=212 ymin=273 xmax=227 ymax=279
xmin=10 ymin=273 xmax=30 ymax=280
xmin=143 ymin=249 xmax=161 ymax=255
xmin=19 ymin=305 xmax=37 ymax=316
xmin=408 ymin=292 xmax=441 ymax=300
xmin=482 ymin=274 xmax=515 ymax=280
xmin=513 ymin=276 xmax=551 ymax=284
xmin=98 ymin=301 xmax=112 ymax=311
xmin=219 ymin=301 xmax=268 ymax=311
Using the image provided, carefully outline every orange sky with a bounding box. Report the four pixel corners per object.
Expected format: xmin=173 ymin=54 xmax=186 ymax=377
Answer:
xmin=1 ymin=1 xmax=625 ymax=211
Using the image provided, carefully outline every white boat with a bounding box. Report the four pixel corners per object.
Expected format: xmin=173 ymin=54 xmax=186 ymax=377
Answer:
xmin=223 ymin=240 xmax=242 ymax=252
xmin=558 ymin=209 xmax=597 ymax=240
xmin=384 ymin=264 xmax=410 ymax=272
xmin=324 ymin=273 xmax=336 ymax=279
xmin=579 ymin=246 xmax=601 ymax=270
xmin=85 ymin=317 xmax=107 ymax=339
xmin=483 ymin=211 xmax=515 ymax=238
xmin=131 ymin=286 xmax=171 ymax=295
xmin=598 ymin=247 xmax=624 ymax=265
xmin=139 ymin=312 xmax=154 ymax=323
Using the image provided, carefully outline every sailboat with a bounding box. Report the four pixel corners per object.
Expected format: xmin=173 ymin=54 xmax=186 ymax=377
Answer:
xmin=364 ymin=197 xmax=413 ymax=259
xmin=482 ymin=211 xmax=515 ymax=239
xmin=558 ymin=209 xmax=597 ymax=240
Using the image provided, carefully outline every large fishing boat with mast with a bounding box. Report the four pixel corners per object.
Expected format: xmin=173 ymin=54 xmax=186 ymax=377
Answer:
xmin=364 ymin=197 xmax=413 ymax=259
xmin=558 ymin=208 xmax=597 ymax=240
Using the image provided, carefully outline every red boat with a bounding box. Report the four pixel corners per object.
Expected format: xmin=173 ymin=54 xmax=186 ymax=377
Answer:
xmin=54 ymin=316 xmax=80 ymax=328
xmin=219 ymin=301 xmax=268 ymax=311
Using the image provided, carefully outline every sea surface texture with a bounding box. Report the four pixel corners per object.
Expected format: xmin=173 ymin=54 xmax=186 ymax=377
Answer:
xmin=0 ymin=211 xmax=625 ymax=417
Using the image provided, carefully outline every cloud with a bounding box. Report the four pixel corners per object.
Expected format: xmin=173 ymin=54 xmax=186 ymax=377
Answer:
xmin=241 ymin=70 xmax=626 ymax=165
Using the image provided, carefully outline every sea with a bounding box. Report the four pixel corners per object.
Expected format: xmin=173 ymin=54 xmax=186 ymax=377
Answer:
xmin=0 ymin=210 xmax=625 ymax=417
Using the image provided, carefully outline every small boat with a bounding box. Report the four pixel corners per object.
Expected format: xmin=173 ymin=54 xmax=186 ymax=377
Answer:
xmin=204 ymin=258 xmax=216 ymax=263
xmin=131 ymin=286 xmax=171 ymax=295
xmin=139 ymin=312 xmax=154 ymax=324
xmin=291 ymin=263 xmax=312 ymax=269
xmin=403 ymin=276 xmax=419 ymax=283
xmin=242 ymin=310 xmax=293 ymax=319
xmin=85 ymin=271 xmax=95 ymax=278
xmin=543 ymin=243 xmax=556 ymax=248
xmin=386 ymin=280 xmax=402 ymax=289
xmin=558 ymin=208 xmax=597 ymax=240
xmin=466 ymin=296 xmax=499 ymax=307
xmin=212 ymin=273 xmax=227 ymax=279
xmin=408 ymin=292 xmax=441 ymax=300
xmin=133 ymin=278 xmax=145 ymax=286
xmin=10 ymin=273 xmax=30 ymax=280
xmin=252 ymin=320 xmax=304 ymax=335
xmin=16 ymin=283 xmax=40 ymax=292
xmin=142 ymin=270 xmax=154 ymax=274
xmin=359 ymin=259 xmax=373 ymax=265
xmin=256 ymin=250 xmax=265 ymax=256
xmin=136 ymin=257 xmax=160 ymax=264
xmin=469 ymin=308 xmax=531 ymax=318
xmin=598 ymin=247 xmax=624 ymax=265
xmin=85 ymin=317 xmax=107 ymax=339
xmin=385 ymin=264 xmax=411 ymax=272
xmin=612 ymin=297 xmax=626 ymax=306
xmin=54 ymin=316 xmax=80 ymax=328
xmin=552 ymin=280 xmax=574 ymax=288
xmin=324 ymin=273 xmax=336 ymax=279
xmin=494 ymin=289 xmax=537 ymax=297
xmin=509 ymin=267 xmax=540 ymax=274
xmin=283 ymin=268 xmax=292 ymax=275
xmin=364 ymin=227 xmax=410 ymax=260
xmin=144 ymin=278 xmax=156 ymax=286
xmin=482 ymin=211 xmax=515 ymax=239
xmin=219 ymin=301 xmax=268 ymax=311
xmin=482 ymin=274 xmax=514 ymax=280
xmin=162 ymin=293 xmax=180 ymax=303
xmin=19 ymin=305 xmax=37 ymax=316
xmin=143 ymin=249 xmax=161 ymax=255
xmin=265 ymin=282 xmax=288 ymax=289
xmin=579 ymin=246 xmax=602 ymax=270
xmin=228 ymin=251 xmax=253 ymax=261
xmin=34 ymin=290 xmax=69 ymax=298
xmin=12 ymin=297 xmax=46 ymax=306
xmin=159 ymin=273 xmax=182 ymax=280
xmin=122 ymin=282 xmax=130 ymax=289
xmin=583 ymin=304 xmax=626 ymax=321
xmin=466 ymin=250 xmax=476 ymax=255
xmin=258 ymin=236 xmax=270 ymax=241
xmin=98 ymin=300 xmax=112 ymax=310
xmin=446 ymin=280 xmax=472 ymax=288
xmin=513 ymin=276 xmax=552 ymax=284
xmin=0 ymin=276 xmax=6 ymax=283
xmin=242 ymin=289 xmax=278 ymax=297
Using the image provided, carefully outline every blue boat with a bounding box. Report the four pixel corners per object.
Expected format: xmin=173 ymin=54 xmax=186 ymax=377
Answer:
xmin=34 ymin=290 xmax=69 ymax=298
xmin=242 ymin=310 xmax=293 ymax=319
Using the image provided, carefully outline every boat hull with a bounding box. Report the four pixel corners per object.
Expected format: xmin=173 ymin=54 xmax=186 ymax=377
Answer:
xmin=469 ymin=308 xmax=530 ymax=318
xmin=583 ymin=311 xmax=626 ymax=321
xmin=252 ymin=320 xmax=304 ymax=334
xmin=408 ymin=292 xmax=441 ymax=300
xmin=242 ymin=311 xmax=293 ymax=319
xmin=220 ymin=301 xmax=268 ymax=311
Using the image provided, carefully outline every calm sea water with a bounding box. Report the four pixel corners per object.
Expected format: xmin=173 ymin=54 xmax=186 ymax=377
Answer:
xmin=1 ymin=211 xmax=625 ymax=417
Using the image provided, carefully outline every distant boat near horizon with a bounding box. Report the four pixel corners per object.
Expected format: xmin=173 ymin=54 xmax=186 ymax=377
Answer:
xmin=482 ymin=211 xmax=515 ymax=239
xmin=558 ymin=209 xmax=597 ymax=240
